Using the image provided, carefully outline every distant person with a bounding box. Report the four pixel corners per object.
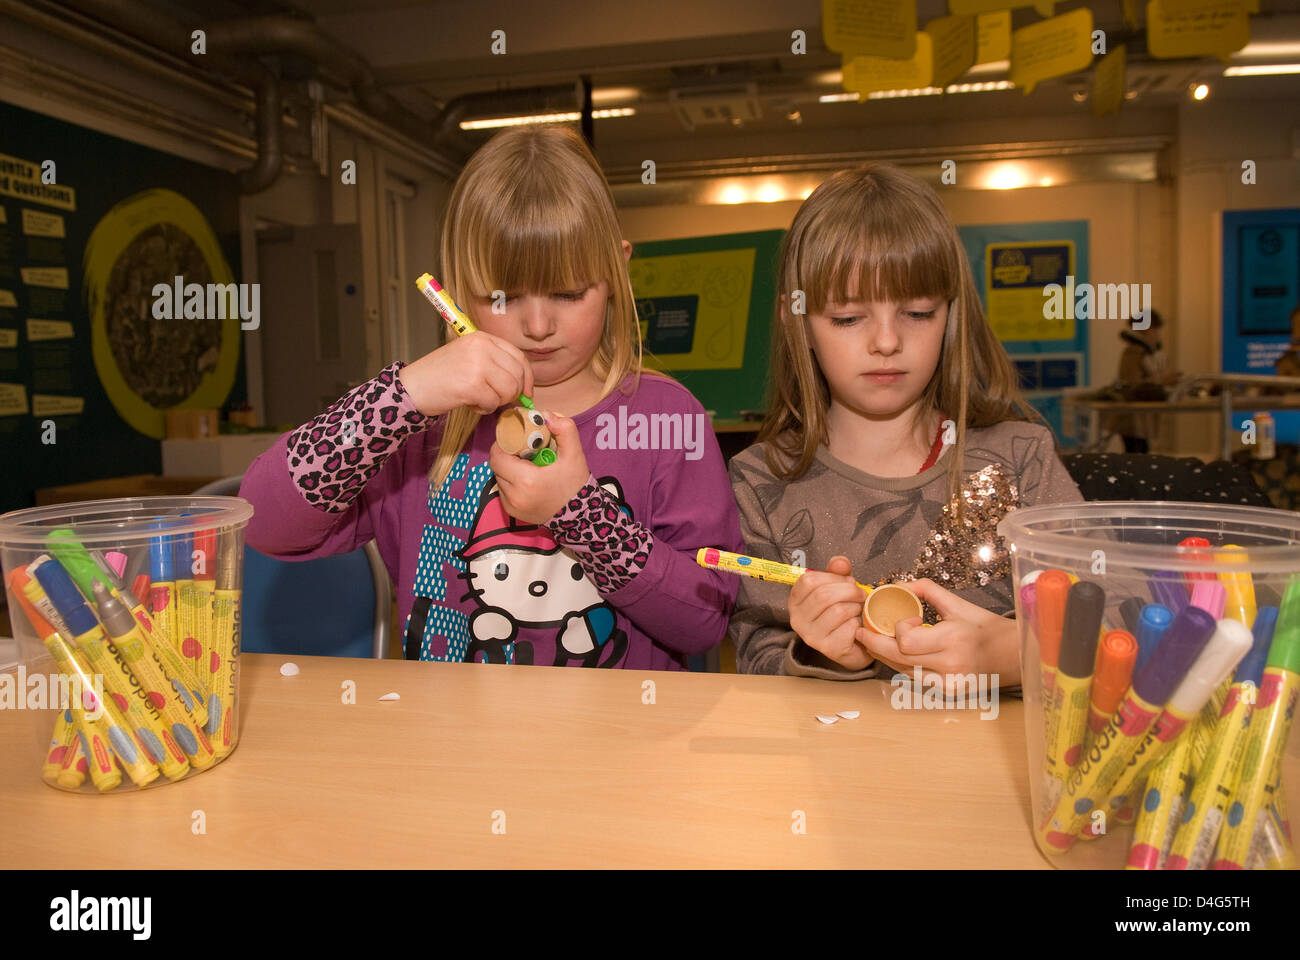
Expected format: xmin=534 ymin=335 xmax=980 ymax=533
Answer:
xmin=1275 ymin=305 xmax=1300 ymax=380
xmin=1110 ymin=309 xmax=1179 ymax=453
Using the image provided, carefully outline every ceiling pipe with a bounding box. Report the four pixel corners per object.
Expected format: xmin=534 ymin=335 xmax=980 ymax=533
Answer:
xmin=241 ymin=60 xmax=282 ymax=194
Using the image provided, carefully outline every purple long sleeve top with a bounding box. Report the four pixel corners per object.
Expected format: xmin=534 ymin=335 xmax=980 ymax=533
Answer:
xmin=240 ymin=363 xmax=743 ymax=670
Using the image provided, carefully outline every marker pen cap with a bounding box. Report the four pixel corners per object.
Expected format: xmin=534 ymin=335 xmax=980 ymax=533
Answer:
xmin=1178 ymin=537 xmax=1217 ymax=582
xmin=194 ymin=529 xmax=218 ymax=581
xmin=1167 ymin=618 xmax=1253 ymax=715
xmin=1093 ymin=630 xmax=1138 ymax=711
xmin=1119 ymin=597 xmax=1145 ymax=635
xmin=1189 ymin=581 xmax=1226 ymax=620
xmin=45 ymin=528 xmax=100 ymax=600
xmin=1135 ymin=604 xmax=1172 ymax=670
xmin=1132 ymin=605 xmax=1216 ymax=707
xmin=1020 ymin=569 xmax=1046 ymax=586
xmin=1268 ymin=577 xmax=1300 ymax=675
xmin=1059 ymin=581 xmax=1105 ymax=678
xmin=9 ymin=570 xmax=59 ymax=638
xmin=150 ymin=521 xmax=175 ymax=582
xmin=1150 ymin=572 xmax=1188 ymax=612
xmin=91 ymin=581 xmax=135 ymax=638
xmin=1019 ymin=583 xmax=1037 ymax=631
xmin=30 ymin=557 xmax=97 ymax=637
xmin=1236 ymin=606 xmax=1279 ymax=685
xmin=217 ymin=535 xmax=241 ymax=591
xmin=1035 ymin=570 xmax=1071 ymax=667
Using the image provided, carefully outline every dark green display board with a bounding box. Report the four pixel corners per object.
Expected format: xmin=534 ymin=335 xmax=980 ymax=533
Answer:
xmin=629 ymin=229 xmax=783 ymax=422
xmin=0 ymin=100 xmax=244 ymax=512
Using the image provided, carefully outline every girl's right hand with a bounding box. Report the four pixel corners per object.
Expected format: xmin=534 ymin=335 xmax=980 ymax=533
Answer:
xmin=788 ymin=555 xmax=873 ymax=670
xmin=398 ymin=332 xmax=535 ymax=417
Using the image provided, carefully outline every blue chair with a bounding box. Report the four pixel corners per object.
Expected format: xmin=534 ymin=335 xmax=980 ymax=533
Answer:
xmin=193 ymin=476 xmax=391 ymax=659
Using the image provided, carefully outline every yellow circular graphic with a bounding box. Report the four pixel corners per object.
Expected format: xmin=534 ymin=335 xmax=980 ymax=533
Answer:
xmin=84 ymin=189 xmax=238 ymax=438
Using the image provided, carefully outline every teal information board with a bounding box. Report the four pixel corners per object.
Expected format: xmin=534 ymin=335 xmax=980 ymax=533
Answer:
xmin=628 ymin=229 xmax=783 ymax=421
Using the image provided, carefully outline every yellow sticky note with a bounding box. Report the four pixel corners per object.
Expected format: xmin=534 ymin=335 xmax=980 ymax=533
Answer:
xmin=21 ymin=208 xmax=65 ymax=238
xmin=950 ymin=0 xmax=1055 ymax=19
xmin=1092 ymin=44 xmax=1127 ymax=116
xmin=0 ymin=383 xmax=29 ymax=416
xmin=1147 ymin=0 xmax=1250 ymax=62
xmin=823 ymin=0 xmax=918 ymax=60
xmin=976 ymin=11 xmax=1011 ymax=63
xmin=0 ymin=329 xmax=16 ymax=348
xmin=20 ymin=266 xmax=69 ymax=289
xmin=26 ymin=318 xmax=74 ymax=341
xmin=926 ymin=14 xmax=976 ymax=88
xmin=0 ymin=290 xmax=16 ymax=308
xmin=1010 ymin=8 xmax=1094 ymax=94
xmin=843 ymin=33 xmax=935 ymax=94
xmin=32 ymin=395 xmax=85 ymax=417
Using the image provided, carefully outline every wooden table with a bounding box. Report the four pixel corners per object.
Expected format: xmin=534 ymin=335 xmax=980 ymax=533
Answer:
xmin=0 ymin=655 xmax=1109 ymax=868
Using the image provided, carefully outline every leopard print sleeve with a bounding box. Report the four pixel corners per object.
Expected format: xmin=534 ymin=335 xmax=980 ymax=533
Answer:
xmin=545 ymin=475 xmax=654 ymax=592
xmin=285 ymin=361 xmax=431 ymax=512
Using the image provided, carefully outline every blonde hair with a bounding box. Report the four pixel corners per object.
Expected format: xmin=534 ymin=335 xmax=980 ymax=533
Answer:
xmin=430 ymin=127 xmax=645 ymax=490
xmin=759 ymin=162 xmax=1038 ymax=495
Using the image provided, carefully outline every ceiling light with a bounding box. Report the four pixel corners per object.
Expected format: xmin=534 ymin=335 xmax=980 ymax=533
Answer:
xmin=1190 ymin=82 xmax=1211 ymax=100
xmin=459 ymin=107 xmax=635 ymax=130
xmin=1223 ymin=63 xmax=1300 ymax=77
xmin=819 ymin=91 xmax=860 ymax=102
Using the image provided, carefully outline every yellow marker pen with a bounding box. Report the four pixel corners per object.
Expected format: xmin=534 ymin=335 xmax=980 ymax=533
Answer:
xmin=93 ymin=581 xmax=216 ymax=771
xmin=1217 ymin=545 xmax=1257 ymax=629
xmin=1215 ymin=578 xmax=1300 ymax=869
xmin=206 ymin=534 xmax=240 ymax=758
xmin=149 ymin=521 xmax=180 ymax=652
xmin=1167 ymin=606 xmax=1277 ymax=869
xmin=12 ymin=568 xmax=150 ymax=788
xmin=29 ymin=557 xmax=188 ymax=782
xmin=44 ymin=708 xmax=80 ymax=785
xmin=1126 ymin=725 xmax=1196 ymax=868
xmin=415 ymin=272 xmax=535 ymax=409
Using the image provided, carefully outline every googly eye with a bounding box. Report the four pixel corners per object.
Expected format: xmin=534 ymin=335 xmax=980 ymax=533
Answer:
xmin=529 ymin=411 xmax=545 ymax=426
xmin=527 ymin=430 xmax=545 ymax=450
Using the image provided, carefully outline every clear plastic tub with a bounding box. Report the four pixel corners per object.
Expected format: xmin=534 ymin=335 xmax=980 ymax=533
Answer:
xmin=0 ymin=497 xmax=252 ymax=793
xmin=998 ymin=502 xmax=1300 ymax=869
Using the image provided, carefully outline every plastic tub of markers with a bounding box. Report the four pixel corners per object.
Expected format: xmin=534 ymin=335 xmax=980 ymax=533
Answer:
xmin=997 ymin=502 xmax=1300 ymax=870
xmin=0 ymin=497 xmax=252 ymax=793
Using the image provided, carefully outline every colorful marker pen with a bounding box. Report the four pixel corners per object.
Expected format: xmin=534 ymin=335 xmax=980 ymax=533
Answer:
xmin=31 ymin=556 xmax=190 ymax=782
xmin=415 ymin=272 xmax=534 ymax=409
xmin=17 ymin=565 xmax=160 ymax=787
xmin=1106 ymin=617 xmax=1252 ymax=826
xmin=1215 ymin=577 xmax=1300 ymax=869
xmin=1034 ymin=570 xmax=1071 ymax=703
xmin=1150 ymin=572 xmax=1188 ymax=613
xmin=1119 ymin=597 xmax=1145 ymax=635
xmin=1038 ymin=605 xmax=1217 ymax=853
xmin=1045 ymin=581 xmax=1104 ymax=782
xmin=1126 ymin=724 xmax=1197 ymax=869
xmin=1166 ymin=606 xmax=1277 ymax=869
xmin=1178 ymin=537 xmax=1218 ymax=589
xmin=695 ymin=547 xmax=872 ymax=592
xmin=149 ymin=521 xmax=178 ymax=651
xmin=1135 ymin=604 xmax=1172 ymax=672
xmin=1088 ymin=629 xmax=1138 ymax=736
xmin=192 ymin=527 xmax=218 ymax=695
xmin=93 ymin=581 xmax=215 ymax=770
xmin=206 ymin=532 xmax=241 ymax=757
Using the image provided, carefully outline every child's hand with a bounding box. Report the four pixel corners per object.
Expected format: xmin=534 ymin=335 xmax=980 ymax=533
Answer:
xmin=856 ymin=578 xmax=1021 ymax=692
xmin=398 ymin=332 xmax=535 ymax=417
xmin=489 ymin=413 xmax=591 ymax=524
xmin=788 ymin=555 xmax=873 ymax=670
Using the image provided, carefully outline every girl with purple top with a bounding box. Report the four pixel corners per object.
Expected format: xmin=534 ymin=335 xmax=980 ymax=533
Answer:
xmin=241 ymin=127 xmax=742 ymax=669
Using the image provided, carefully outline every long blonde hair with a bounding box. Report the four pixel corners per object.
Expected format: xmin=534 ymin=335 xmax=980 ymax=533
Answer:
xmin=759 ymin=162 xmax=1038 ymax=495
xmin=430 ymin=127 xmax=645 ymax=490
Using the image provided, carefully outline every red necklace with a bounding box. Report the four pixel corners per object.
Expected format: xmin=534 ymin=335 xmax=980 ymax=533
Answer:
xmin=917 ymin=417 xmax=947 ymax=474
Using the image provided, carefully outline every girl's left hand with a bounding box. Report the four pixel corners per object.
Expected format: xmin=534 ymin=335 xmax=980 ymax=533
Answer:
xmin=489 ymin=413 xmax=591 ymax=525
xmin=855 ymin=578 xmax=1022 ymax=692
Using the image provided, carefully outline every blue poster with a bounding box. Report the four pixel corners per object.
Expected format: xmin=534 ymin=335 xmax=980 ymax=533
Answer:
xmin=1223 ymin=209 xmax=1300 ymax=443
xmin=959 ymin=221 xmax=1090 ymax=443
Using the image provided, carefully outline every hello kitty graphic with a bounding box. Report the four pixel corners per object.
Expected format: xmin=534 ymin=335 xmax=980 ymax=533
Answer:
xmin=457 ymin=478 xmax=629 ymax=668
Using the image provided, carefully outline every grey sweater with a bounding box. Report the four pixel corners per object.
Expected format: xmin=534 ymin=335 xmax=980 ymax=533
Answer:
xmin=728 ymin=420 xmax=1084 ymax=679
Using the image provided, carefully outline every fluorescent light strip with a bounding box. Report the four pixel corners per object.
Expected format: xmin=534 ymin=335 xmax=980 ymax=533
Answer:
xmin=823 ymin=79 xmax=1014 ymax=102
xmin=1223 ymin=63 xmax=1300 ymax=77
xmin=460 ymin=107 xmax=635 ymax=131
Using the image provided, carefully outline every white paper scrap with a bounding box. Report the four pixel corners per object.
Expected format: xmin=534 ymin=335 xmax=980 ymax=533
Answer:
xmin=815 ymin=714 xmax=839 ymax=725
xmin=279 ymin=662 xmax=300 ymax=677
xmin=379 ymin=692 xmax=400 ymax=701
xmin=836 ymin=710 xmax=860 ymax=720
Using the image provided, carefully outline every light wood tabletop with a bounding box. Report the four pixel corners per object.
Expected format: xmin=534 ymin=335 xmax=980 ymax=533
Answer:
xmin=5 ymin=653 xmax=1286 ymax=869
